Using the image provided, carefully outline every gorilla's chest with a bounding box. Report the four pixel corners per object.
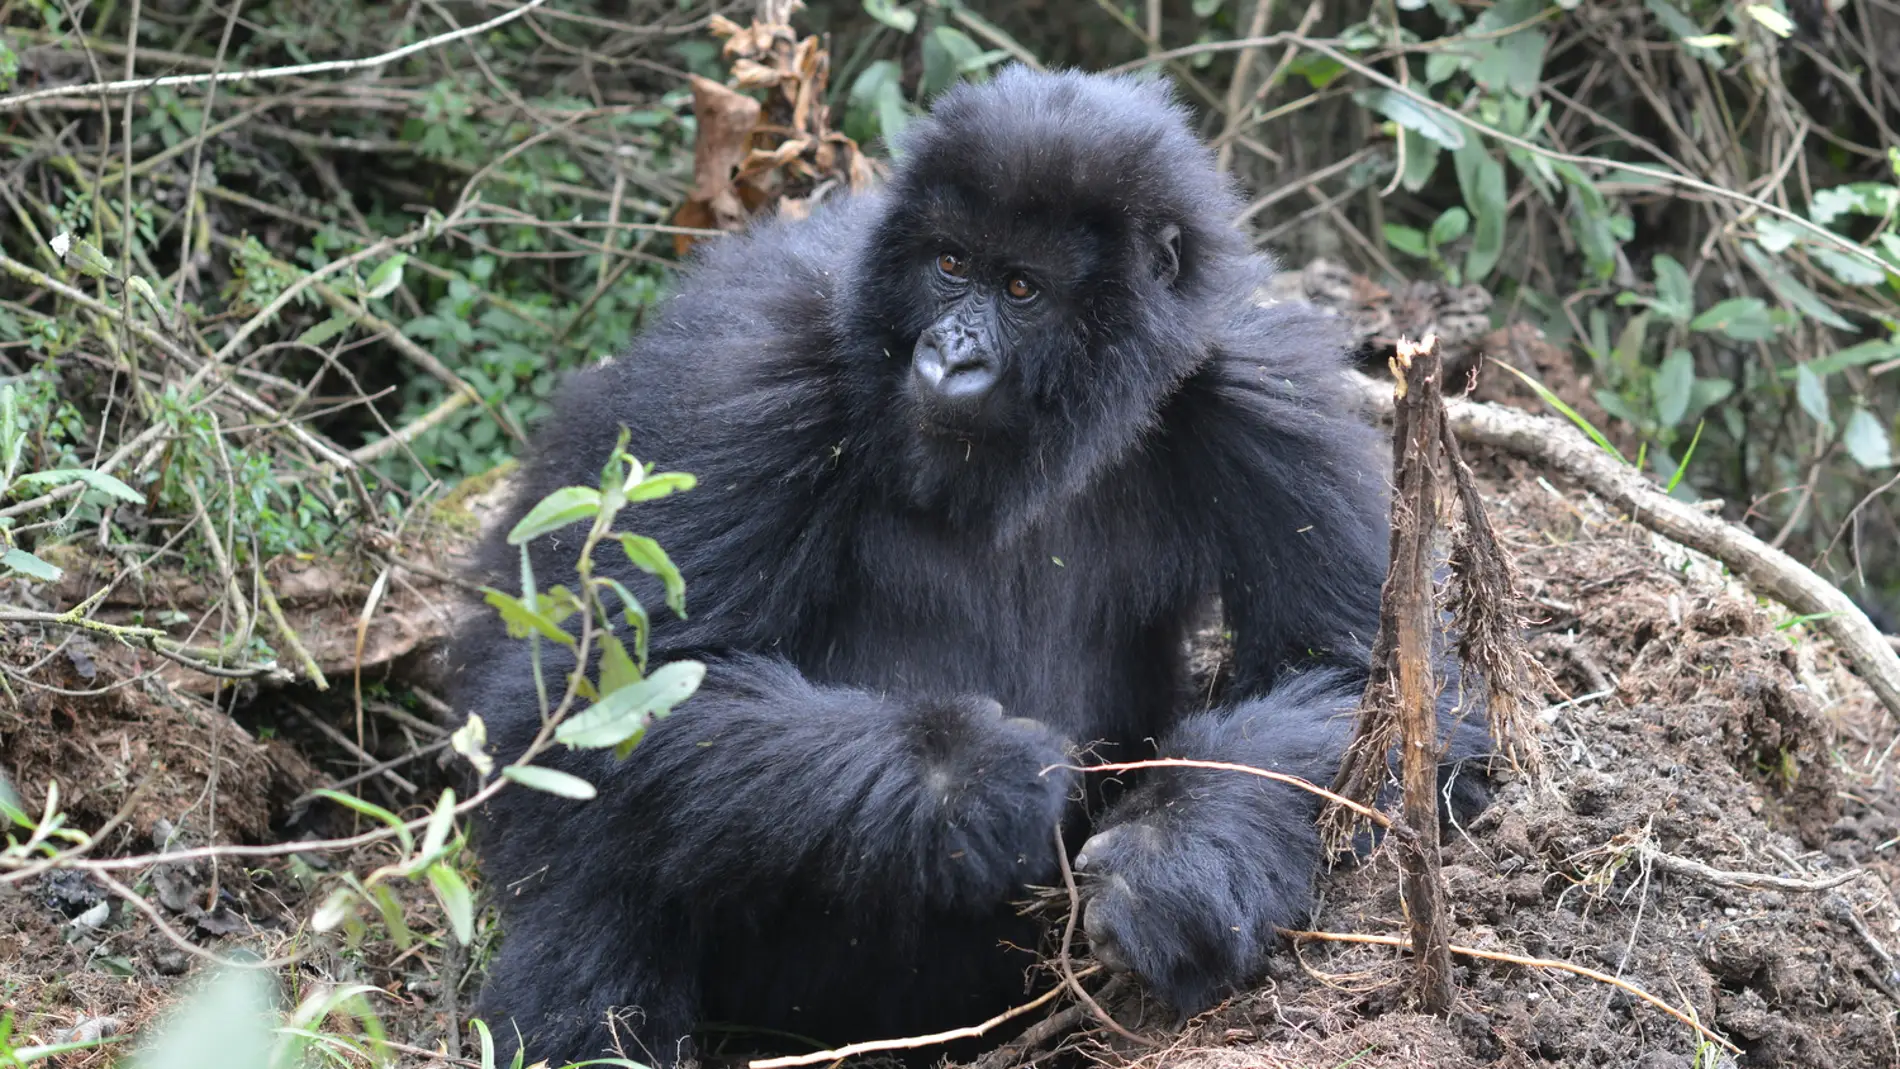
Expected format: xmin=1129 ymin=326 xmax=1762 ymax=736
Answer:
xmin=798 ymin=507 xmax=1193 ymax=744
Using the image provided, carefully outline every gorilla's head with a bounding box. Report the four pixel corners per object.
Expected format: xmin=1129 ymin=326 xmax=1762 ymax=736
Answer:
xmin=845 ymin=67 xmax=1261 ymax=527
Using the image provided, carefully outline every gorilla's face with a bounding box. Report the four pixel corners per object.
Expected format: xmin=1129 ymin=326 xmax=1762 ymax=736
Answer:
xmin=904 ymin=242 xmax=1070 ymax=438
xmin=841 ymin=68 xmax=1254 ymax=526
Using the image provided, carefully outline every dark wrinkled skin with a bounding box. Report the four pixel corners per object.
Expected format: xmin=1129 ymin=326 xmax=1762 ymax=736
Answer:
xmin=449 ymin=67 xmax=1492 ymax=1069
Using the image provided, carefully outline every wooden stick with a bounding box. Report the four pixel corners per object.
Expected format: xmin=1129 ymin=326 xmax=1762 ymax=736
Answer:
xmin=1380 ymin=335 xmax=1457 ymax=1012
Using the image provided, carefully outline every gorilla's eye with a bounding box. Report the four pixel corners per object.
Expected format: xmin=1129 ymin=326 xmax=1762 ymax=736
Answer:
xmin=1005 ymin=276 xmax=1037 ymax=301
xmin=936 ymin=253 xmax=968 ymax=279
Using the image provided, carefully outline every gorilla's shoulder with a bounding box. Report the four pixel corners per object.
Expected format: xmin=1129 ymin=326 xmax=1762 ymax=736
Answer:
xmin=645 ymin=193 xmax=879 ymax=364
xmin=548 ymin=195 xmax=881 ymax=445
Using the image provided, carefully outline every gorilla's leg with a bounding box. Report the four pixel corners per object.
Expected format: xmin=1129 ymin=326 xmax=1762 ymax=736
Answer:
xmin=1072 ymin=666 xmax=1489 ymax=1016
xmin=470 ymin=649 xmax=1075 ymax=1066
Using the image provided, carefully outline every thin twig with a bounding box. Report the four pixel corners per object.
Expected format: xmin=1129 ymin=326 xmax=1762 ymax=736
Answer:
xmin=1052 ymin=822 xmax=1156 ymax=1049
xmin=1281 ymin=928 xmax=1741 ymax=1055
xmin=745 ymin=970 xmax=1091 ymax=1068
xmin=1639 ymin=846 xmax=1864 ymax=893
xmin=1053 ymin=758 xmax=1390 ymax=828
xmin=0 ymin=0 xmax=557 ymax=110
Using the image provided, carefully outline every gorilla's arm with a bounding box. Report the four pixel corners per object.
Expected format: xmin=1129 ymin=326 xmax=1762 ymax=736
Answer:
xmin=478 ymin=650 xmax=1072 ymax=912
xmin=1076 ymin=303 xmax=1488 ymax=1015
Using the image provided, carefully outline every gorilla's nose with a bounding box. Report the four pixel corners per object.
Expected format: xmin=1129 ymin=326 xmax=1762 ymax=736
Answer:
xmin=912 ymin=333 xmax=998 ymax=401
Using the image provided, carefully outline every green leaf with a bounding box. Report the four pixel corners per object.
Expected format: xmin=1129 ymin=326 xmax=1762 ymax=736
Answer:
xmin=1470 ymin=29 xmax=1547 ymax=96
xmin=1741 ymin=242 xmax=1855 ymax=332
xmin=502 ymin=765 xmax=598 ymax=800
xmin=874 ymin=79 xmax=911 ymax=143
xmin=596 ymin=577 xmax=651 ymax=668
xmin=1453 ymin=141 xmax=1507 ymax=282
xmin=427 ymin=862 xmax=475 ymax=944
xmin=922 ymin=27 xmax=986 ymax=96
xmin=1399 ymin=128 xmax=1441 ymax=194
xmin=14 ymin=467 xmax=143 ymax=503
xmin=1612 ymin=311 xmax=1650 ymax=381
xmin=0 ymin=770 xmax=27 ymax=828
xmin=1356 ymin=88 xmax=1465 ymax=149
xmin=1593 ymin=387 xmax=1645 ymax=429
xmin=1430 ymin=207 xmax=1470 ymax=247
xmin=420 ymin=788 xmax=457 ymax=865
xmin=1424 ymin=48 xmax=1467 ymax=86
xmin=1687 ymin=377 xmax=1734 ymax=417
xmin=555 ymin=659 xmax=706 ymax=750
xmin=1651 ymin=254 xmax=1694 ymax=323
xmin=472 ymin=1018 xmax=497 ymax=1069
xmin=1384 ymin=224 xmax=1429 ymax=259
xmin=1665 ymin=419 xmax=1705 ymax=493
xmin=1794 ymin=363 xmax=1830 ymax=429
xmin=1654 ymin=348 xmax=1695 ymax=426
xmin=1754 ymin=217 xmax=1804 ymax=253
xmin=1744 ymin=4 xmax=1794 ymax=37
xmin=1690 ymin=297 xmax=1777 ymax=340
xmin=482 ymin=588 xmax=578 ymax=649
xmin=1490 ymin=359 xmax=1628 ymax=463
xmin=2 ymin=547 xmax=62 ymax=581
xmin=598 ymin=633 xmax=642 ymax=697
xmin=1843 ymin=408 xmax=1893 ymax=468
xmin=618 ymin=533 xmax=688 ymax=617
xmin=370 ymin=883 xmax=413 ymax=949
xmin=862 ymin=0 xmax=917 ymax=33
xmin=1803 ymin=338 xmax=1900 ymax=377
xmin=364 ymin=253 xmax=408 ymax=301
xmin=312 ymin=788 xmax=414 ymax=852
xmin=1289 ymin=54 xmax=1346 ymax=90
xmin=625 ymin=471 xmax=696 ymax=503
xmin=51 ymin=232 xmax=115 ymax=280
xmin=296 ymin=314 xmax=353 ymax=348
xmin=130 ymin=967 xmax=274 ymax=1069
xmin=1811 ymin=247 xmax=1891 ymax=287
xmin=1466 ymin=204 xmax=1505 ymax=283
xmin=1566 ymin=188 xmax=1619 ymax=282
xmin=1811 ymin=183 xmax=1900 ymax=226
xmin=507 ymin=486 xmax=602 ymax=545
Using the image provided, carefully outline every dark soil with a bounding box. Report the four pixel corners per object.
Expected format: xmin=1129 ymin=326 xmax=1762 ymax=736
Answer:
xmin=1048 ymin=466 xmax=1900 ymax=1069
xmin=5 ymin=456 xmax=1900 ymax=1068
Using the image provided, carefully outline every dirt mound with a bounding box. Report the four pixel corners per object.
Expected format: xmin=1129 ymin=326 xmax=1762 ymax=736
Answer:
xmin=1075 ymin=468 xmax=1900 ymax=1069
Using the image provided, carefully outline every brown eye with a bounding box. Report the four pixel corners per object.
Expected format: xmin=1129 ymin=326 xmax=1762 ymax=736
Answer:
xmin=937 ymin=253 xmax=967 ymax=278
xmin=1006 ymin=276 xmax=1036 ymax=300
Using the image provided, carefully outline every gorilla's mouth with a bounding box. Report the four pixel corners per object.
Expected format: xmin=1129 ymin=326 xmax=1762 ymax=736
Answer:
xmin=906 ymin=383 xmax=1005 ymax=441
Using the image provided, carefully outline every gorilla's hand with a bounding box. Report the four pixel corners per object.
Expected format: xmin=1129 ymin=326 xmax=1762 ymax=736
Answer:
xmin=1072 ymin=791 xmax=1322 ymax=1017
xmin=902 ymin=695 xmax=1075 ymax=910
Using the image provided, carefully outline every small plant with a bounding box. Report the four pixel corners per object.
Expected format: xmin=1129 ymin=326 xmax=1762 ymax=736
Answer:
xmin=842 ymin=0 xmax=1012 ymax=147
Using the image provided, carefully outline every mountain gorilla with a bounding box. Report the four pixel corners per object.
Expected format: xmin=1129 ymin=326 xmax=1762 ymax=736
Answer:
xmin=452 ymin=66 xmax=1491 ymax=1067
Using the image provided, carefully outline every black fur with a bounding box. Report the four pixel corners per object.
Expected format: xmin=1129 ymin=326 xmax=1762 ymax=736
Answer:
xmin=451 ymin=67 xmax=1491 ymax=1067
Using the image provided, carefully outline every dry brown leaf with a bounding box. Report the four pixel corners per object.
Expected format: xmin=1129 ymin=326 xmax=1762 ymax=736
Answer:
xmin=669 ymin=10 xmax=884 ymax=254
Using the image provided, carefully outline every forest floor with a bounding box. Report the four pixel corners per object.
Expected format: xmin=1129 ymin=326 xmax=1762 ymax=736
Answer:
xmin=4 ymin=323 xmax=1900 ymax=1068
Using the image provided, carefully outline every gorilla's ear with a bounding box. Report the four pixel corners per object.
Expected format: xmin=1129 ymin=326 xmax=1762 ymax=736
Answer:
xmin=1154 ymin=224 xmax=1182 ymax=287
